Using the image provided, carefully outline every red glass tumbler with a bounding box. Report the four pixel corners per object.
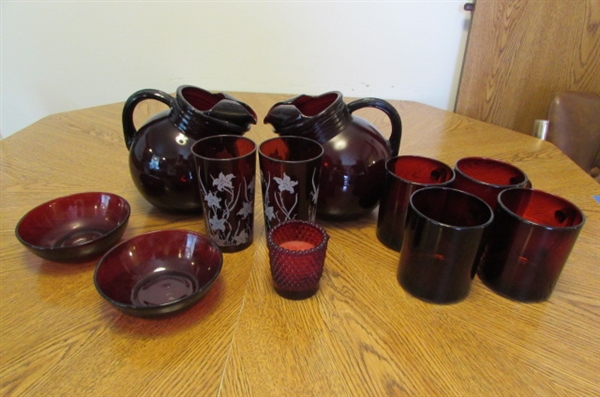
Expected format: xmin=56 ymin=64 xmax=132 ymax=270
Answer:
xmin=377 ymin=155 xmax=454 ymax=251
xmin=192 ymin=135 xmax=257 ymax=253
xmin=267 ymin=220 xmax=329 ymax=300
xmin=259 ymin=136 xmax=324 ymax=232
xmin=478 ymin=188 xmax=585 ymax=302
xmin=398 ymin=187 xmax=494 ymax=304
xmin=453 ymin=157 xmax=530 ymax=210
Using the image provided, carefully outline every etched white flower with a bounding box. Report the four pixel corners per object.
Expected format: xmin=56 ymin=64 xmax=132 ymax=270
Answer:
xmin=208 ymin=214 xmax=227 ymax=232
xmin=265 ymin=206 xmax=276 ymax=221
xmin=237 ymin=201 xmax=253 ymax=219
xmin=232 ymin=230 xmax=249 ymax=245
xmin=204 ymin=191 xmax=221 ymax=208
xmin=274 ymin=173 xmax=298 ymax=194
xmin=213 ymin=172 xmax=235 ymax=191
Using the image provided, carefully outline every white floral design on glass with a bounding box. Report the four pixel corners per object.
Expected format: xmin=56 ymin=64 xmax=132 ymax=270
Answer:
xmin=274 ymin=173 xmax=298 ymax=194
xmin=309 ymin=169 xmax=319 ymax=220
xmin=200 ymin=172 xmax=254 ymax=247
xmin=213 ymin=172 xmax=235 ymax=191
xmin=262 ymin=170 xmax=319 ymax=227
xmin=205 ymin=192 xmax=221 ymax=209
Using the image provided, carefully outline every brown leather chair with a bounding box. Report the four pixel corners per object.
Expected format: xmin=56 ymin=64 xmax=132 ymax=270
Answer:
xmin=544 ymin=91 xmax=600 ymax=182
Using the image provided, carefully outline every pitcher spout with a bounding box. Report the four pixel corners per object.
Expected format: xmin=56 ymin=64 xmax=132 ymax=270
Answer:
xmin=264 ymin=92 xmax=342 ymax=132
xmin=206 ymin=98 xmax=257 ymax=129
xmin=263 ymin=103 xmax=305 ymax=130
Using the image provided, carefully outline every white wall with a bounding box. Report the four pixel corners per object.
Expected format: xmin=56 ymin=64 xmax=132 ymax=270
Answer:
xmin=1 ymin=1 xmax=470 ymax=138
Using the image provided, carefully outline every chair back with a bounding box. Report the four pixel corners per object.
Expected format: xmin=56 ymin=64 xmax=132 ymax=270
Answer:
xmin=546 ymin=91 xmax=600 ymax=174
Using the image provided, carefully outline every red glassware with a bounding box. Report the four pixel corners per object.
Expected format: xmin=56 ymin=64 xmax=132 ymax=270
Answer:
xmin=478 ymin=188 xmax=585 ymax=302
xmin=15 ymin=192 xmax=130 ymax=263
xmin=259 ymin=136 xmax=324 ymax=232
xmin=377 ymin=155 xmax=455 ymax=251
xmin=94 ymin=229 xmax=222 ymax=317
xmin=192 ymin=135 xmax=257 ymax=253
xmin=267 ymin=220 xmax=329 ymax=300
xmin=264 ymin=91 xmax=402 ymax=220
xmin=122 ymin=85 xmax=256 ymax=213
xmin=453 ymin=157 xmax=530 ymax=210
xmin=398 ymin=187 xmax=494 ymax=304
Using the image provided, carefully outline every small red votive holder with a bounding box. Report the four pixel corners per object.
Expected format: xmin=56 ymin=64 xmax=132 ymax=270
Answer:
xmin=267 ymin=220 xmax=329 ymax=300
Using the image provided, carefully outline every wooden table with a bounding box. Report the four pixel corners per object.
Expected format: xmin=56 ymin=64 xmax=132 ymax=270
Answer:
xmin=1 ymin=93 xmax=599 ymax=396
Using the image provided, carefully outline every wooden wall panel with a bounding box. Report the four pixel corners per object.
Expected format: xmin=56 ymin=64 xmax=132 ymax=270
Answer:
xmin=455 ymin=0 xmax=600 ymax=134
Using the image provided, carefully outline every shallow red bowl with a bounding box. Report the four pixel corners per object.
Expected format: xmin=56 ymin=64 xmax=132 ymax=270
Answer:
xmin=94 ymin=229 xmax=223 ymax=317
xmin=15 ymin=192 xmax=131 ymax=262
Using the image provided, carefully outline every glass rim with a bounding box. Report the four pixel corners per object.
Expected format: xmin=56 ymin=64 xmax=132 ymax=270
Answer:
xmin=498 ymin=187 xmax=586 ymax=230
xmin=258 ymin=136 xmax=324 ymax=164
xmin=409 ymin=186 xmax=494 ymax=230
xmin=267 ymin=219 xmax=329 ymax=255
xmin=191 ymin=134 xmax=257 ymax=161
xmin=386 ymin=155 xmax=455 ymax=186
xmin=454 ymin=156 xmax=528 ymax=188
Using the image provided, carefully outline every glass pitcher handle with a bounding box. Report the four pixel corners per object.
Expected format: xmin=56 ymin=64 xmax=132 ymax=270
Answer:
xmin=122 ymin=89 xmax=175 ymax=149
xmin=347 ymin=98 xmax=402 ymax=156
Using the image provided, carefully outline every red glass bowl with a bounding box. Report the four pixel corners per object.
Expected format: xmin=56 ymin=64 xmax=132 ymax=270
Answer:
xmin=94 ymin=229 xmax=223 ymax=317
xmin=15 ymin=192 xmax=131 ymax=262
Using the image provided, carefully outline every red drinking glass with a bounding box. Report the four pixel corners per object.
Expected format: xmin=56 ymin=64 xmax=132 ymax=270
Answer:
xmin=377 ymin=155 xmax=454 ymax=251
xmin=398 ymin=187 xmax=494 ymax=304
xmin=267 ymin=220 xmax=329 ymax=300
xmin=192 ymin=135 xmax=257 ymax=253
xmin=259 ymin=136 xmax=324 ymax=232
xmin=478 ymin=188 xmax=585 ymax=302
xmin=453 ymin=157 xmax=530 ymax=210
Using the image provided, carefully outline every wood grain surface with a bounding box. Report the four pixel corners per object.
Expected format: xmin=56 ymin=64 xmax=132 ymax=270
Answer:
xmin=1 ymin=92 xmax=599 ymax=396
xmin=456 ymin=0 xmax=600 ymax=134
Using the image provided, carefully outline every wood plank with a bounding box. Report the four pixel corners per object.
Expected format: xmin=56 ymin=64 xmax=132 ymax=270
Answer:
xmin=456 ymin=0 xmax=600 ymax=134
